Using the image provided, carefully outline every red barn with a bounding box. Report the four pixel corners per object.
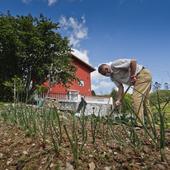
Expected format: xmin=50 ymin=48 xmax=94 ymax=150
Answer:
xmin=45 ymin=53 xmax=95 ymax=100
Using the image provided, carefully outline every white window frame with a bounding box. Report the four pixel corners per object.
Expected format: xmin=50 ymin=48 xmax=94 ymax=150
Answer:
xmin=79 ymin=80 xmax=85 ymax=87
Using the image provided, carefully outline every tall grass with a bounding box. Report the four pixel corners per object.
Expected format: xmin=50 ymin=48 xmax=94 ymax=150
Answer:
xmin=113 ymin=87 xmax=169 ymax=160
xmin=150 ymin=90 xmax=169 ymax=161
xmin=63 ymin=111 xmax=87 ymax=168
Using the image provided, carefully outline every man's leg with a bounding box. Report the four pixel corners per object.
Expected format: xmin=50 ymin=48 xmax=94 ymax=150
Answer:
xmin=132 ymin=69 xmax=152 ymax=126
xmin=143 ymin=84 xmax=152 ymax=125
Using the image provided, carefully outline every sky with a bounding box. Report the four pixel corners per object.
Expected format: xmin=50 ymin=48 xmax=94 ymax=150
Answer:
xmin=0 ymin=0 xmax=170 ymax=94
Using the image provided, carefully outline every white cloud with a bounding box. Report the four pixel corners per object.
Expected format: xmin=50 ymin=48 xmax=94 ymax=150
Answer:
xmin=48 ymin=0 xmax=58 ymax=6
xmin=59 ymin=16 xmax=88 ymax=48
xmin=21 ymin=0 xmax=58 ymax=5
xmin=91 ymin=66 xmax=115 ymax=95
xmin=71 ymin=48 xmax=89 ymax=64
xmin=92 ymin=79 xmax=114 ymax=95
xmin=59 ymin=15 xmax=115 ymax=94
xmin=22 ymin=0 xmax=32 ymax=3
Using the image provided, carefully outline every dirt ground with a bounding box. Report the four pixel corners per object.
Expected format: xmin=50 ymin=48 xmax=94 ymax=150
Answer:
xmin=0 ymin=120 xmax=170 ymax=170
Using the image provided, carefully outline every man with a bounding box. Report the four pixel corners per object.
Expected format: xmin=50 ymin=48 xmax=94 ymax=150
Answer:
xmin=98 ymin=58 xmax=152 ymax=126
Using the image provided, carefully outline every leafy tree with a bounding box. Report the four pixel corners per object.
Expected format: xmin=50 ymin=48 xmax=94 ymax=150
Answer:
xmin=153 ymin=82 xmax=161 ymax=92
xmin=0 ymin=13 xmax=76 ymax=101
xmin=3 ymin=76 xmax=25 ymax=102
xmin=164 ymin=82 xmax=169 ymax=90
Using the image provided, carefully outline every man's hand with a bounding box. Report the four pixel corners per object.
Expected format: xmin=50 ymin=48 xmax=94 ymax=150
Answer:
xmin=130 ymin=75 xmax=137 ymax=85
xmin=115 ymin=100 xmax=121 ymax=106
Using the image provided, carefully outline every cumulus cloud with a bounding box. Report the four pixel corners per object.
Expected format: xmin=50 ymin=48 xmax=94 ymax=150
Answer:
xmin=22 ymin=0 xmax=59 ymax=6
xmin=91 ymin=78 xmax=114 ymax=95
xmin=59 ymin=16 xmax=88 ymax=48
xmin=71 ymin=48 xmax=89 ymax=64
xmin=92 ymin=80 xmax=114 ymax=94
xmin=48 ymin=0 xmax=82 ymax=6
xmin=59 ymin=15 xmax=114 ymax=94
xmin=48 ymin=0 xmax=58 ymax=6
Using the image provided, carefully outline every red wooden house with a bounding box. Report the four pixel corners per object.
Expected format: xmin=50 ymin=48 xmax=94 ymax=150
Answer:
xmin=41 ymin=53 xmax=113 ymax=114
xmin=45 ymin=53 xmax=95 ymax=101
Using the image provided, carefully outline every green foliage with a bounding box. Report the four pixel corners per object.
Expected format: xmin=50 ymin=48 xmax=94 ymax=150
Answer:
xmin=34 ymin=85 xmax=48 ymax=95
xmin=150 ymin=90 xmax=170 ymax=106
xmin=121 ymin=93 xmax=132 ymax=113
xmin=110 ymin=88 xmax=132 ymax=113
xmin=0 ymin=12 xmax=76 ymax=101
xmin=3 ymin=76 xmax=25 ymax=102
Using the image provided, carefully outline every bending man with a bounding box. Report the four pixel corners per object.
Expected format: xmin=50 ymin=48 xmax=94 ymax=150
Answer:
xmin=98 ymin=58 xmax=152 ymax=127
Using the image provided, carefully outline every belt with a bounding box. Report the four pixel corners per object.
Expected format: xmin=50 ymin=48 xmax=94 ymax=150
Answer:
xmin=136 ymin=67 xmax=145 ymax=76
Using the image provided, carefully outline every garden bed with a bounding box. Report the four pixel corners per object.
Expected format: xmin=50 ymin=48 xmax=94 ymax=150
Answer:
xmin=0 ymin=118 xmax=170 ymax=170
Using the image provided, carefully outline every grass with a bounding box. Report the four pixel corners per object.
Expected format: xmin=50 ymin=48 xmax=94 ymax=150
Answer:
xmin=164 ymin=103 xmax=170 ymax=112
xmin=152 ymin=102 xmax=170 ymax=128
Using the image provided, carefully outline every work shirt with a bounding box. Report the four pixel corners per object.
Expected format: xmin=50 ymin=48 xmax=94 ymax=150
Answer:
xmin=110 ymin=59 xmax=143 ymax=87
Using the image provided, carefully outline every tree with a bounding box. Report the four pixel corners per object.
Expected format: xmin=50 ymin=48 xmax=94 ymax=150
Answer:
xmin=164 ymin=82 xmax=169 ymax=90
xmin=0 ymin=13 xmax=76 ymax=101
xmin=153 ymin=82 xmax=161 ymax=92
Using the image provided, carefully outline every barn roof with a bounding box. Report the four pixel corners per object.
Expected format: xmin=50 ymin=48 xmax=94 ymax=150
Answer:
xmin=70 ymin=53 xmax=96 ymax=72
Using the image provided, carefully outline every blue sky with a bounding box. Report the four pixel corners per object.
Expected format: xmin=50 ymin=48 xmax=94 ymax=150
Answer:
xmin=1 ymin=0 xmax=170 ymax=94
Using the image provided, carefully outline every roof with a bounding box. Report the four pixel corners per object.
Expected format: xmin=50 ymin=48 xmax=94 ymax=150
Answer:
xmin=70 ymin=53 xmax=95 ymax=72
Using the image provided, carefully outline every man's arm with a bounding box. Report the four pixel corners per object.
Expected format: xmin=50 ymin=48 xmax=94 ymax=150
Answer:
xmin=130 ymin=59 xmax=137 ymax=84
xmin=115 ymin=83 xmax=124 ymax=106
xmin=130 ymin=59 xmax=137 ymax=76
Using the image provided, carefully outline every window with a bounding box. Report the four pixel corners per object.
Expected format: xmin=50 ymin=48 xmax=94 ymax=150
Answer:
xmin=68 ymin=91 xmax=79 ymax=101
xmin=79 ymin=80 xmax=85 ymax=87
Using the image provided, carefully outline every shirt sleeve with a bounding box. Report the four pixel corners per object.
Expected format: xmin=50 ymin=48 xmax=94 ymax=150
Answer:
xmin=111 ymin=59 xmax=131 ymax=69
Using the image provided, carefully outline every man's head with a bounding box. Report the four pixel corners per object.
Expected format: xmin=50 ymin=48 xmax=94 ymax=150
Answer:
xmin=98 ymin=64 xmax=112 ymax=76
